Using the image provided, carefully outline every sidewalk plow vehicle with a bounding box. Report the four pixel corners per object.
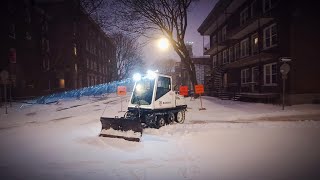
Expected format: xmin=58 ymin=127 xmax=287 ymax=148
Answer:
xmin=99 ymin=71 xmax=187 ymax=142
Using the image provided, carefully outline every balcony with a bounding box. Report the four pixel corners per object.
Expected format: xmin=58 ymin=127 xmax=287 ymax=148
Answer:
xmin=229 ymin=16 xmax=274 ymax=39
xmin=203 ymin=41 xmax=228 ymax=55
xmin=225 ymin=52 xmax=277 ymax=69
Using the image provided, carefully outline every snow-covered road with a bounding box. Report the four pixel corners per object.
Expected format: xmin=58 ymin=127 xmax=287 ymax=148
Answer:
xmin=1 ymin=95 xmax=320 ymax=179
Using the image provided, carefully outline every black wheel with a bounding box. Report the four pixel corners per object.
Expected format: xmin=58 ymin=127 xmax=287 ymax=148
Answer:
xmin=167 ymin=112 xmax=175 ymax=124
xmin=156 ymin=116 xmax=166 ymax=129
xmin=175 ymin=110 xmax=185 ymax=124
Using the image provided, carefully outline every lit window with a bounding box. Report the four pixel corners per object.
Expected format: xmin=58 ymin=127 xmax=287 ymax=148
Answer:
xmin=59 ymin=79 xmax=65 ymax=88
xmin=251 ymin=33 xmax=259 ymax=55
xmin=73 ymin=44 xmax=77 ymax=56
xmin=75 ymin=64 xmax=78 ymax=72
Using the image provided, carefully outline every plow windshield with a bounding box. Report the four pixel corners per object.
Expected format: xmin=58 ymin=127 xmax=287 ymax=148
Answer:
xmin=131 ymin=78 xmax=155 ymax=105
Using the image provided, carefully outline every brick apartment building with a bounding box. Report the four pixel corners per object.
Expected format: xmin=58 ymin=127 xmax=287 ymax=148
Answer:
xmin=0 ymin=0 xmax=116 ymax=98
xmin=198 ymin=0 xmax=320 ymax=104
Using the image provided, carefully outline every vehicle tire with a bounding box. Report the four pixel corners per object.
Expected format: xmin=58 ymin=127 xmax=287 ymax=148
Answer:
xmin=156 ymin=116 xmax=166 ymax=129
xmin=175 ymin=110 xmax=185 ymax=124
xmin=167 ymin=112 xmax=175 ymax=124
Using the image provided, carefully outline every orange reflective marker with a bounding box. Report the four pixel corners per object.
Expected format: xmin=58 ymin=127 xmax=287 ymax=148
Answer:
xmin=195 ymin=84 xmax=204 ymax=94
xmin=179 ymin=86 xmax=188 ymax=96
xmin=117 ymin=86 xmax=127 ymax=96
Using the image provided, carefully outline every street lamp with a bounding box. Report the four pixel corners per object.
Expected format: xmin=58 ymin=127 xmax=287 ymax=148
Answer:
xmin=158 ymin=37 xmax=169 ymax=50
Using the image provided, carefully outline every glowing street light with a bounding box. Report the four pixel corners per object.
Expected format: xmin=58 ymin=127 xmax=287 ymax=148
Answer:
xmin=158 ymin=37 xmax=169 ymax=50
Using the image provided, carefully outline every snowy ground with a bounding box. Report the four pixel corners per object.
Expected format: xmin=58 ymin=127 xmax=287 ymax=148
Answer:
xmin=0 ymin=95 xmax=320 ymax=179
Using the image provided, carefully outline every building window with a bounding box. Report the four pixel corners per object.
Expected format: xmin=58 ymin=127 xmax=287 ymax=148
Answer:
xmin=75 ymin=63 xmax=78 ymax=72
xmin=42 ymin=21 xmax=48 ymax=33
xmin=240 ymin=38 xmax=249 ymax=57
xmin=91 ymin=76 xmax=94 ymax=85
xmin=9 ymin=24 xmax=15 ymax=39
xmin=229 ymin=47 xmax=234 ymax=62
xmin=73 ymin=44 xmax=77 ymax=56
xmin=211 ymin=35 xmax=216 ymax=47
xmin=252 ymin=66 xmax=259 ymax=83
xmin=263 ymin=23 xmax=277 ymax=49
xmin=25 ymin=32 xmax=32 ymax=40
xmin=43 ymin=58 xmax=50 ymax=71
xmin=234 ymin=43 xmax=240 ymax=60
xmin=218 ymin=52 xmax=222 ymax=65
xmin=251 ymin=0 xmax=257 ymax=18
xmin=41 ymin=38 xmax=46 ymax=51
xmin=73 ymin=21 xmax=77 ymax=36
xmin=263 ymin=0 xmax=272 ymax=13
xmin=251 ymin=33 xmax=259 ymax=55
xmin=212 ymin=55 xmax=217 ymax=67
xmin=222 ymin=25 xmax=227 ymax=42
xmin=241 ymin=68 xmax=250 ymax=85
xmin=223 ymin=50 xmax=228 ymax=64
xmin=59 ymin=79 xmax=65 ymax=88
xmin=85 ymin=40 xmax=89 ymax=51
xmin=240 ymin=7 xmax=249 ymax=25
xmin=264 ymin=63 xmax=277 ymax=85
xmin=25 ymin=8 xmax=31 ymax=23
xmin=217 ymin=30 xmax=222 ymax=43
xmin=86 ymin=58 xmax=89 ymax=68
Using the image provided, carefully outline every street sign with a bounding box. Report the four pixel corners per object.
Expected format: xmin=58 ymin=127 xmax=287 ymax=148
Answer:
xmin=280 ymin=62 xmax=290 ymax=111
xmin=117 ymin=86 xmax=127 ymax=96
xmin=280 ymin=63 xmax=290 ymax=75
xmin=179 ymin=86 xmax=188 ymax=96
xmin=195 ymin=84 xmax=204 ymax=94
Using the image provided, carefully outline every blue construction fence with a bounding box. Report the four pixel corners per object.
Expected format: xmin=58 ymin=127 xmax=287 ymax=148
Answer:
xmin=33 ymin=78 xmax=135 ymax=104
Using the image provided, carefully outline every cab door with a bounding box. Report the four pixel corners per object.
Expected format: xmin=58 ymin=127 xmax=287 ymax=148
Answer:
xmin=154 ymin=76 xmax=175 ymax=109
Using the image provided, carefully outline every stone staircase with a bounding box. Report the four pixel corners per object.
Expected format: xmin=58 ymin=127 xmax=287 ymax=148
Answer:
xmin=212 ymin=66 xmax=242 ymax=101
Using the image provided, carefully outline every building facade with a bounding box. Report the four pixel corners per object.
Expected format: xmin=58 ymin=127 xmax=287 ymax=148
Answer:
xmin=198 ymin=0 xmax=320 ymax=104
xmin=0 ymin=0 xmax=116 ymax=98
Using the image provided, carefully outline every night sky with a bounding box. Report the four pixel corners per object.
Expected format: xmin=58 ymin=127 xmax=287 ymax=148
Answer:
xmin=143 ymin=0 xmax=217 ymax=66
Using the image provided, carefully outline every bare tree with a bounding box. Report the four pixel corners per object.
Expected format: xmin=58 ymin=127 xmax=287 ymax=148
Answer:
xmin=79 ymin=0 xmax=198 ymax=87
xmin=112 ymin=32 xmax=145 ymax=80
xmin=110 ymin=0 xmax=198 ymax=88
xmin=150 ymin=59 xmax=176 ymax=75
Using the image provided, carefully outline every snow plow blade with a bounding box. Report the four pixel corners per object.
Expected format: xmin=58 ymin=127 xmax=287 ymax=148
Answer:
xmin=99 ymin=117 xmax=143 ymax=142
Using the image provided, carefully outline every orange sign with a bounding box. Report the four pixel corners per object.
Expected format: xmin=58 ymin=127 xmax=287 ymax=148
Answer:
xmin=179 ymin=86 xmax=188 ymax=96
xmin=117 ymin=86 xmax=127 ymax=96
xmin=195 ymin=84 xmax=204 ymax=94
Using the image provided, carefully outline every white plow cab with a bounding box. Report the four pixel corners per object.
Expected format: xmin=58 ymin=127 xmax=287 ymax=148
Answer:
xmin=127 ymin=72 xmax=187 ymax=128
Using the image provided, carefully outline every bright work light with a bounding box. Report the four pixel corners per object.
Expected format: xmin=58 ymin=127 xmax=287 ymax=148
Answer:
xmin=133 ymin=73 xmax=141 ymax=81
xmin=146 ymin=70 xmax=157 ymax=79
